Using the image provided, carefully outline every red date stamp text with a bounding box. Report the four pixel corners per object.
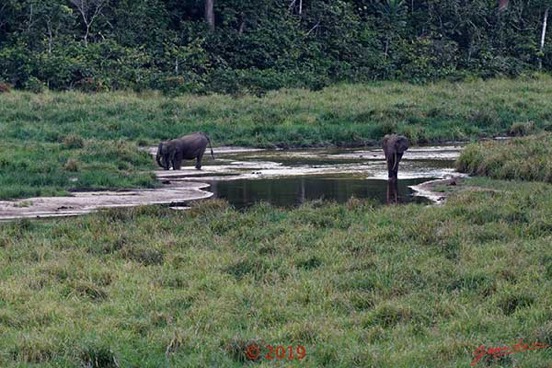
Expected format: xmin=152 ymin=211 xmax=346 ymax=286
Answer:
xmin=245 ymin=343 xmax=307 ymax=361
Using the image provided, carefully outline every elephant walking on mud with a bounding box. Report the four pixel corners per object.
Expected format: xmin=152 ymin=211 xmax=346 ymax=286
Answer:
xmin=382 ymin=134 xmax=409 ymax=181
xmin=156 ymin=132 xmax=214 ymax=170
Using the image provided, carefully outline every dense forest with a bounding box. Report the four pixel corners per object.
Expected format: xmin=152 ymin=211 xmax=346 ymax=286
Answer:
xmin=0 ymin=0 xmax=550 ymax=94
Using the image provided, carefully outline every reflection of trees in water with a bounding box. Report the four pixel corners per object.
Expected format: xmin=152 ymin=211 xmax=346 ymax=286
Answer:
xmin=298 ymin=178 xmax=305 ymax=204
xmin=210 ymin=177 xmax=430 ymax=208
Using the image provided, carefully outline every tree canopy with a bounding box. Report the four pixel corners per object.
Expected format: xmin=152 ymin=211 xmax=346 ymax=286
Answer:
xmin=0 ymin=0 xmax=550 ymax=94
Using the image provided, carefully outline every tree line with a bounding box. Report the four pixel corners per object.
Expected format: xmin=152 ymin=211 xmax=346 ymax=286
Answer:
xmin=0 ymin=0 xmax=550 ymax=94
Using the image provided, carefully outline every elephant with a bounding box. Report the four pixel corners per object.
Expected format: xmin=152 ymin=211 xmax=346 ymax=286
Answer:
xmin=156 ymin=132 xmax=214 ymax=170
xmin=382 ymin=134 xmax=409 ymax=181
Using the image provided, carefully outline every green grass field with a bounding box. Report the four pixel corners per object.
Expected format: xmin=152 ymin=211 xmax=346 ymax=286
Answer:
xmin=1 ymin=77 xmax=552 ymax=198
xmin=0 ymin=179 xmax=551 ymax=367
xmin=457 ymin=133 xmax=552 ymax=183
xmin=1 ymin=79 xmax=551 ymax=367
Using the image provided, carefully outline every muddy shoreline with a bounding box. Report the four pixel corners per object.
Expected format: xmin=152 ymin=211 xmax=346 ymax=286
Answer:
xmin=410 ymin=175 xmax=468 ymax=204
xmin=0 ymin=146 xmax=463 ymax=221
xmin=0 ymin=183 xmax=213 ymax=221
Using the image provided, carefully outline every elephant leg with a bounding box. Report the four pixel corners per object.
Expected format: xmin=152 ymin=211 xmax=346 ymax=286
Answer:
xmin=173 ymin=157 xmax=182 ymax=170
xmin=195 ymin=152 xmax=204 ymax=170
xmin=390 ymin=164 xmax=398 ymax=179
xmin=162 ymin=155 xmax=170 ymax=170
xmin=392 ymin=152 xmax=403 ymax=178
xmin=170 ymin=151 xmax=183 ymax=170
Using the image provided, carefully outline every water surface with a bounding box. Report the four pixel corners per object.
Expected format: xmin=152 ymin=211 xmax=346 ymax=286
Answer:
xmin=209 ymin=176 xmax=433 ymax=209
xmin=158 ymin=145 xmax=462 ymax=209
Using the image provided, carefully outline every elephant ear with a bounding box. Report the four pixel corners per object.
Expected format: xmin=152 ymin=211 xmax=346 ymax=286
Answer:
xmin=395 ymin=137 xmax=409 ymax=153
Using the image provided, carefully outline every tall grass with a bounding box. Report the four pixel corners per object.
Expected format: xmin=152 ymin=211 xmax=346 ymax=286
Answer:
xmin=456 ymin=133 xmax=552 ymax=182
xmin=1 ymin=77 xmax=552 ymax=198
xmin=0 ymin=180 xmax=551 ymax=367
xmin=1 ymin=77 xmax=552 ymax=147
xmin=0 ymin=140 xmax=157 ymax=199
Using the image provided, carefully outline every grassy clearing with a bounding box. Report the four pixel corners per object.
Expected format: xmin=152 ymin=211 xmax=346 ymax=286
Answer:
xmin=0 ymin=139 xmax=157 ymax=199
xmin=0 ymin=179 xmax=551 ymax=367
xmin=1 ymin=80 xmax=551 ymax=366
xmin=457 ymin=133 xmax=552 ymax=183
xmin=2 ymin=77 xmax=552 ymax=147
xmin=1 ymin=77 xmax=552 ymax=198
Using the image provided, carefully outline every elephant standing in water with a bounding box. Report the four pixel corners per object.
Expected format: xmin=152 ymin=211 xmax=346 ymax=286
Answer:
xmin=382 ymin=134 xmax=409 ymax=181
xmin=156 ymin=132 xmax=214 ymax=170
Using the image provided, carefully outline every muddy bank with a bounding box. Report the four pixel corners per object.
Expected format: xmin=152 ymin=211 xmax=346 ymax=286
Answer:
xmin=155 ymin=145 xmax=462 ymax=183
xmin=0 ymin=183 xmax=212 ymax=221
xmin=156 ymin=145 xmax=463 ymax=208
xmin=410 ymin=175 xmax=468 ymax=203
xmin=0 ymin=145 xmax=462 ymax=220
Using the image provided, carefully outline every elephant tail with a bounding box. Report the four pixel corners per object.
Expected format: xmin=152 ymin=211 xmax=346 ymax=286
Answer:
xmin=205 ymin=134 xmax=215 ymax=159
xmin=155 ymin=142 xmax=164 ymax=168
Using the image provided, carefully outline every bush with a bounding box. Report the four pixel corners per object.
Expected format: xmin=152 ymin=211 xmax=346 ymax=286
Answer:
xmin=63 ymin=159 xmax=79 ymax=172
xmin=0 ymin=82 xmax=12 ymax=93
xmin=456 ymin=134 xmax=552 ymax=183
xmin=24 ymin=77 xmax=46 ymax=93
xmin=508 ymin=121 xmax=536 ymax=137
xmin=62 ymin=134 xmax=85 ymax=149
xmin=75 ymin=77 xmax=109 ymax=93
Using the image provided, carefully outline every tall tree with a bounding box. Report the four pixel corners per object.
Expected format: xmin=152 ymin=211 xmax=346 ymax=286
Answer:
xmin=69 ymin=0 xmax=108 ymax=45
xmin=205 ymin=0 xmax=214 ymax=31
xmin=538 ymin=6 xmax=549 ymax=69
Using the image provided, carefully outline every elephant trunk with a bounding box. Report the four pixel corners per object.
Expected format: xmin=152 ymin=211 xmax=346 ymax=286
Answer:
xmin=392 ymin=152 xmax=398 ymax=172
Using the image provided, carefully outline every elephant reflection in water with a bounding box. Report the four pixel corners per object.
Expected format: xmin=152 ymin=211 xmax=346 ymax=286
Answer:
xmin=386 ymin=180 xmax=400 ymax=204
xmin=382 ymin=134 xmax=409 ymax=204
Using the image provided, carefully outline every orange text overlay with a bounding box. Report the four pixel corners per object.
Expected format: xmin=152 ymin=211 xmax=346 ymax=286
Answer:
xmin=471 ymin=339 xmax=549 ymax=366
xmin=245 ymin=344 xmax=307 ymax=361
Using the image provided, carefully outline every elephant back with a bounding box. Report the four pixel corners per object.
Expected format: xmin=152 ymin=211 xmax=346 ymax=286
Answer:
xmin=177 ymin=133 xmax=209 ymax=159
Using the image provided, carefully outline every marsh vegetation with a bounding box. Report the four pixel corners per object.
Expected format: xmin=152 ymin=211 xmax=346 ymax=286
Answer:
xmin=0 ymin=176 xmax=551 ymax=366
xmin=1 ymin=78 xmax=552 ymax=198
xmin=0 ymin=80 xmax=551 ymax=367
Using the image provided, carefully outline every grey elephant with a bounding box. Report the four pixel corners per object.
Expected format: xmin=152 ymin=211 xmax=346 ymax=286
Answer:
xmin=156 ymin=132 xmax=214 ymax=170
xmin=382 ymin=134 xmax=409 ymax=180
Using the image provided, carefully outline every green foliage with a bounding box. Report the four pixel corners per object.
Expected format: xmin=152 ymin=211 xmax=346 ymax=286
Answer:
xmin=456 ymin=134 xmax=552 ymax=183
xmin=0 ymin=0 xmax=550 ymax=93
xmin=0 ymin=78 xmax=551 ymax=198
xmin=0 ymin=139 xmax=157 ymax=199
xmin=0 ymin=178 xmax=551 ymax=366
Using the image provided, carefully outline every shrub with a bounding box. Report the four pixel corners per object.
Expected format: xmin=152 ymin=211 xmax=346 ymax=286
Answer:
xmin=62 ymin=134 xmax=85 ymax=149
xmin=63 ymin=158 xmax=79 ymax=172
xmin=0 ymin=82 xmax=11 ymax=93
xmin=75 ymin=77 xmax=109 ymax=93
xmin=24 ymin=77 xmax=46 ymax=93
xmin=508 ymin=121 xmax=536 ymax=137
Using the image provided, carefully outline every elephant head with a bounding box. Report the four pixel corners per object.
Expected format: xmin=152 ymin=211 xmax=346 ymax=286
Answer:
xmin=156 ymin=140 xmax=176 ymax=170
xmin=382 ymin=134 xmax=409 ymax=180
